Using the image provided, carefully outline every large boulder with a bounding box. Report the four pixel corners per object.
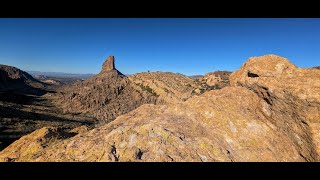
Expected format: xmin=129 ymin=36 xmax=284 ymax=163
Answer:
xmin=230 ymin=54 xmax=320 ymax=159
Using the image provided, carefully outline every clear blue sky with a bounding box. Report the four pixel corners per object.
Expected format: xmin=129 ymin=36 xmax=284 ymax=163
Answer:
xmin=0 ymin=18 xmax=319 ymax=75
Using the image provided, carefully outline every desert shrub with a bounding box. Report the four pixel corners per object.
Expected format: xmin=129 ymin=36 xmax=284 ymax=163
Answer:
xmin=136 ymin=83 xmax=159 ymax=97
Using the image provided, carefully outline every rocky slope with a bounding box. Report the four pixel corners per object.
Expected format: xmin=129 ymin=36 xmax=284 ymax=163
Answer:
xmin=128 ymin=70 xmax=232 ymax=104
xmin=128 ymin=72 xmax=202 ymax=104
xmin=48 ymin=56 xmax=158 ymax=123
xmin=1 ymin=54 xmax=319 ymax=162
xmin=0 ymin=64 xmax=46 ymax=93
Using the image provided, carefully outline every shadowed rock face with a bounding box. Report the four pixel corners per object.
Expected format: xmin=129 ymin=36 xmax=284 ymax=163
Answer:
xmin=0 ymin=64 xmax=46 ymax=93
xmin=1 ymin=54 xmax=320 ymax=162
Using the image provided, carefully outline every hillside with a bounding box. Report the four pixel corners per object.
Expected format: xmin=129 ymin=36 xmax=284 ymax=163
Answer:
xmin=48 ymin=56 xmax=158 ymax=123
xmin=0 ymin=65 xmax=97 ymax=151
xmin=128 ymin=72 xmax=203 ymax=104
xmin=0 ymin=64 xmax=46 ymax=94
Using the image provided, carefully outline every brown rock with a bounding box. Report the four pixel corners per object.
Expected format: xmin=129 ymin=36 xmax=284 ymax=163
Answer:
xmin=101 ymin=55 xmax=115 ymax=72
xmin=230 ymin=54 xmax=320 ymax=160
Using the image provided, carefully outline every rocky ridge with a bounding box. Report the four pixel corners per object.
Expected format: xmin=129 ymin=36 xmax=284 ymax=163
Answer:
xmin=128 ymin=72 xmax=203 ymax=104
xmin=0 ymin=64 xmax=46 ymax=92
xmin=49 ymin=56 xmax=213 ymax=123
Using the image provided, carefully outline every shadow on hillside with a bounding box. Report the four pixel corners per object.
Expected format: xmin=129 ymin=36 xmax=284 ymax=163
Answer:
xmin=0 ymin=105 xmax=93 ymax=151
xmin=0 ymin=87 xmax=56 ymax=105
xmin=0 ymin=106 xmax=91 ymax=125
xmin=0 ymin=82 xmax=92 ymax=151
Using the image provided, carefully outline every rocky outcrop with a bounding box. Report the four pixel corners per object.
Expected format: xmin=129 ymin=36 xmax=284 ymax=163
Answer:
xmin=102 ymin=55 xmax=115 ymax=72
xmin=190 ymin=70 xmax=231 ymax=95
xmin=202 ymin=71 xmax=231 ymax=87
xmin=313 ymin=66 xmax=320 ymax=70
xmin=197 ymin=70 xmax=231 ymax=89
xmin=230 ymin=54 xmax=320 ymax=160
xmin=1 ymin=54 xmax=319 ymax=162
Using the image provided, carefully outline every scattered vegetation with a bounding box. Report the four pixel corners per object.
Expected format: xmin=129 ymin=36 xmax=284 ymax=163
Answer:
xmin=136 ymin=83 xmax=159 ymax=97
xmin=163 ymin=88 xmax=170 ymax=93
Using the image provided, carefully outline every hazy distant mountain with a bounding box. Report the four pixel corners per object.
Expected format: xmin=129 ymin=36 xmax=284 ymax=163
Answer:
xmin=188 ymin=75 xmax=203 ymax=78
xmin=27 ymin=71 xmax=95 ymax=79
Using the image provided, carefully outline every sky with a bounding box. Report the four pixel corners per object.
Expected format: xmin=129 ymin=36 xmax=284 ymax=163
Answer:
xmin=0 ymin=18 xmax=319 ymax=76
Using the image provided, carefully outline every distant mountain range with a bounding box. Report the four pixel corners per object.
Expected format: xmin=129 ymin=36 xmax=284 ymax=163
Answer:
xmin=27 ymin=71 xmax=96 ymax=79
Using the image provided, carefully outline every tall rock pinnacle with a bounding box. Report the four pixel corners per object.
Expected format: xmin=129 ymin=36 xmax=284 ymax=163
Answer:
xmin=102 ymin=55 xmax=115 ymax=72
